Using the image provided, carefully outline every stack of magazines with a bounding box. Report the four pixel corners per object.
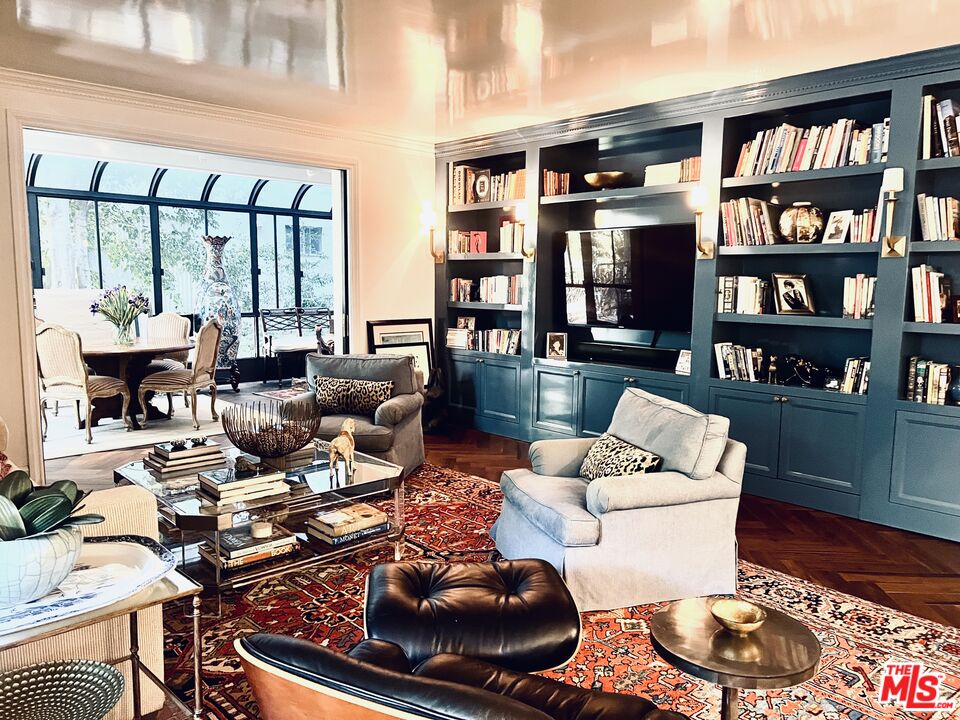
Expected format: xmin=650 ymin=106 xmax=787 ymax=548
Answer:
xmin=199 ymin=525 xmax=299 ymax=570
xmin=306 ymin=503 xmax=390 ymax=546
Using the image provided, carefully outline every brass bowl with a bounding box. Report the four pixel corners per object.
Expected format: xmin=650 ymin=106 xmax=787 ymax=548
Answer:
xmin=584 ymin=171 xmax=632 ymax=189
xmin=709 ymin=598 xmax=767 ymax=635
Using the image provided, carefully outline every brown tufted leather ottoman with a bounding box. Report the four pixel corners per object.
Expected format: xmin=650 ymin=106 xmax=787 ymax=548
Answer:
xmin=364 ymin=559 xmax=582 ymax=671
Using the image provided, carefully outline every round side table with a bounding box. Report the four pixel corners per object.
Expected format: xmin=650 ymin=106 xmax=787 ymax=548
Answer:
xmin=649 ymin=597 xmax=821 ymax=720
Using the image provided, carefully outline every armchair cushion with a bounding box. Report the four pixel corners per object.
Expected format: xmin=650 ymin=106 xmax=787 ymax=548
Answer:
xmin=529 ymin=438 xmax=597 ymax=477
xmin=307 ymin=353 xmax=418 ymax=396
xmin=500 ymin=469 xmax=599 ymax=546
xmin=608 ymin=388 xmax=729 ymax=480
xmin=579 ymin=433 xmax=661 ymax=481
xmin=315 ymin=414 xmax=394 ymax=453
xmin=315 ymin=375 xmax=393 ymax=415
xmin=585 ymin=470 xmax=742 ymax=516
xmin=375 ymin=392 xmax=424 ymax=427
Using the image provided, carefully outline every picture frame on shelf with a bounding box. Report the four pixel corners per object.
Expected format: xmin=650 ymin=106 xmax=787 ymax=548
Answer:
xmin=456 ymin=316 xmax=476 ymax=330
xmin=772 ymin=273 xmax=816 ymax=315
xmin=675 ymin=349 xmax=692 ymax=376
xmin=546 ymin=332 xmax=567 ymax=359
xmin=372 ymin=342 xmax=433 ymax=382
xmin=367 ymin=319 xmax=435 ymax=357
xmin=823 ymin=210 xmax=854 ymax=244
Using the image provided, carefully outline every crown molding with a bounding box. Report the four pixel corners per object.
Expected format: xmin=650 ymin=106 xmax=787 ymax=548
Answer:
xmin=0 ymin=67 xmax=433 ymax=155
xmin=436 ymin=44 xmax=960 ymax=156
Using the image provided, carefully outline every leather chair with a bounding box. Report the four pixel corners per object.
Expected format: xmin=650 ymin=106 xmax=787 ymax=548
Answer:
xmin=237 ymin=559 xmax=689 ymax=720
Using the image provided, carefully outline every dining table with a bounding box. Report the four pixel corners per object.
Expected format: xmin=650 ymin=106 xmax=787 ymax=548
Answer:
xmin=82 ymin=339 xmax=194 ymax=430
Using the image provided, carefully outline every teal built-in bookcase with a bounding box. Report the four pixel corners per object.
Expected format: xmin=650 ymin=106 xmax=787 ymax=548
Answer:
xmin=434 ymin=46 xmax=960 ymax=542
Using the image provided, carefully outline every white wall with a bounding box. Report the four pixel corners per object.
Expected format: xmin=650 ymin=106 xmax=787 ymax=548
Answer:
xmin=0 ymin=69 xmax=435 ymax=472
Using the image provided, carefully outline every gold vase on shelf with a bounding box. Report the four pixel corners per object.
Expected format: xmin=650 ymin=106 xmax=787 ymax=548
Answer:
xmin=778 ymin=202 xmax=824 ymax=244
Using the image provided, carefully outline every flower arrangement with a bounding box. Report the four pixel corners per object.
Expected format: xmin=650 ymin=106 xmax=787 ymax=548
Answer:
xmin=90 ymin=286 xmax=150 ymax=345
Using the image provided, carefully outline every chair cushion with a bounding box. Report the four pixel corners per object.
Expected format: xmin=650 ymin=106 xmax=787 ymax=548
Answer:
xmin=579 ymin=433 xmax=661 ymax=481
xmin=86 ymin=375 xmax=129 ymax=395
xmin=272 ymin=337 xmax=317 ymax=353
xmin=315 ymin=414 xmax=394 ymax=453
xmin=364 ymin=560 xmax=581 ymax=672
xmin=608 ymin=388 xmax=729 ymax=480
xmin=500 ymin=469 xmax=599 ymax=547
xmin=140 ymin=369 xmax=193 ymax=389
xmin=146 ymin=358 xmax=186 ymax=374
xmin=416 ymin=654 xmax=687 ymax=720
xmin=315 ymin=376 xmax=393 ymax=416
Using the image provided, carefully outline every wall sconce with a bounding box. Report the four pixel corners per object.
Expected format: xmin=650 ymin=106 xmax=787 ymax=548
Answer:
xmin=515 ymin=202 xmax=535 ymax=261
xmin=689 ymin=184 xmax=714 ymax=260
xmin=421 ymin=202 xmax=443 ymax=263
xmin=881 ymin=167 xmax=906 ymax=258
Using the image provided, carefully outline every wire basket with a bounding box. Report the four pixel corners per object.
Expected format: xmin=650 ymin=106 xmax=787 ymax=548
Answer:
xmin=220 ymin=400 xmax=322 ymax=458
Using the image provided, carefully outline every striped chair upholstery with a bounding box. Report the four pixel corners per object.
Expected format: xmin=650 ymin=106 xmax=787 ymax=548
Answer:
xmin=145 ymin=312 xmax=193 ymax=415
xmin=138 ymin=319 xmax=222 ymax=431
xmin=36 ymin=323 xmax=131 ymax=444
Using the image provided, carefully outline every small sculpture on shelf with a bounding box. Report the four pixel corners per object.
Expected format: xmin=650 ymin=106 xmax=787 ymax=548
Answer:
xmin=766 ymin=355 xmax=779 ymax=385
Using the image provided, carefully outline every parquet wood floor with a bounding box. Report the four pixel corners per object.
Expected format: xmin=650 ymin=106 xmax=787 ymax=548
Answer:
xmin=47 ymin=426 xmax=960 ymax=628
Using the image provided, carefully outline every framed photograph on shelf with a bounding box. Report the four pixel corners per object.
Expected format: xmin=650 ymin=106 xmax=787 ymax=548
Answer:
xmin=823 ymin=210 xmax=853 ymax=244
xmin=772 ymin=273 xmax=815 ymax=315
xmin=456 ymin=316 xmax=476 ymax=330
xmin=546 ymin=332 xmax=567 ymax=359
xmin=373 ymin=342 xmax=433 ymax=381
xmin=367 ymin=318 xmax=435 ymax=356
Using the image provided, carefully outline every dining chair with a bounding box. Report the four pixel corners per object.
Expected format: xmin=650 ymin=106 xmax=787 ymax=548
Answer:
xmin=145 ymin=312 xmax=192 ymax=415
xmin=138 ymin=319 xmax=223 ymax=431
xmin=36 ymin=323 xmax=132 ymax=444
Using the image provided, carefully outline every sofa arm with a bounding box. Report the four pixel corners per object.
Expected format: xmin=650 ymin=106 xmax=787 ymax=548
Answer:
xmin=375 ymin=392 xmax=424 ymax=427
xmin=585 ymin=470 xmax=742 ymax=516
xmin=528 ymin=438 xmax=596 ymax=477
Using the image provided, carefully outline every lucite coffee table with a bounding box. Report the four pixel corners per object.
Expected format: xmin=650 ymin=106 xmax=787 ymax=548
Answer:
xmin=649 ymin=597 xmax=821 ymax=720
xmin=114 ymin=442 xmax=405 ymax=592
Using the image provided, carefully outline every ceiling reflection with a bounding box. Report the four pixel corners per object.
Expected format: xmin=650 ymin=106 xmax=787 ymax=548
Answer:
xmin=1 ymin=0 xmax=958 ymax=141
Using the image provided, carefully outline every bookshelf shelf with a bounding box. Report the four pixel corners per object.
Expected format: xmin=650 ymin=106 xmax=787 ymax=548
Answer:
xmin=916 ymin=156 xmax=960 ymax=172
xmin=447 ymin=200 xmax=525 ymax=213
xmin=539 ymin=182 xmax=691 ymax=205
xmin=902 ymin=321 xmax=960 ymax=335
xmin=446 ymin=348 xmax=521 ymax=360
xmin=708 ymin=378 xmax=868 ymax=405
xmin=448 ymin=252 xmax=525 ymax=261
xmin=718 ymin=243 xmax=879 ymax=256
xmin=447 ymin=301 xmax=523 ymax=312
xmin=895 ymin=399 xmax=960 ymax=415
xmin=715 ymin=313 xmax=873 ymax=329
xmin=721 ymin=163 xmax=885 ymax=189
xmin=908 ymin=241 xmax=960 ymax=253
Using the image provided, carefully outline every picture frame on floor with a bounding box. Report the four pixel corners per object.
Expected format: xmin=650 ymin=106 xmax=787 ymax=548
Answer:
xmin=367 ymin=319 xmax=435 ymax=358
xmin=372 ymin=342 xmax=433 ymax=383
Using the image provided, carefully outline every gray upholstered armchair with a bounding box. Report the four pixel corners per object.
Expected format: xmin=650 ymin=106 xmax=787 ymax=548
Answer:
xmin=296 ymin=353 xmax=425 ymax=477
xmin=491 ymin=388 xmax=746 ymax=611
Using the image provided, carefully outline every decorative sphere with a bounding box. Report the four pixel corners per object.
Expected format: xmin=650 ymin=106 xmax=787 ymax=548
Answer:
xmin=778 ymin=202 xmax=824 ymax=244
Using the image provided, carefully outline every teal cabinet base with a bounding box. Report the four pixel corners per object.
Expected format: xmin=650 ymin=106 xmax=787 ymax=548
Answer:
xmin=742 ymin=473 xmax=861 ymax=519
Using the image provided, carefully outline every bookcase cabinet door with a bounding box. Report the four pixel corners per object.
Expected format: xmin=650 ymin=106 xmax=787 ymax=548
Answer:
xmin=578 ymin=372 xmax=627 ymax=437
xmin=478 ymin=357 xmax=520 ymax=423
xmin=778 ymin=397 xmax=865 ymax=494
xmin=449 ymin=355 xmax=481 ymax=412
xmin=890 ymin=410 xmax=960 ymax=517
xmin=533 ymin=366 xmax=578 ymax=435
xmin=708 ymin=387 xmax=781 ymax=478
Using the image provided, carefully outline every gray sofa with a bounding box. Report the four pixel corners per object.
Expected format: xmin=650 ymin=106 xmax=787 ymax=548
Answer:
xmin=296 ymin=353 xmax=425 ymax=477
xmin=490 ymin=387 xmax=746 ymax=611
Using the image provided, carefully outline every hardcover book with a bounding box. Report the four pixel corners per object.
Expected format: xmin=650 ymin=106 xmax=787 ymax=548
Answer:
xmin=309 ymin=503 xmax=388 ymax=537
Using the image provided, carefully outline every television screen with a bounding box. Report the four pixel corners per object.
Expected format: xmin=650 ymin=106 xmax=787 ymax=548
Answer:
xmin=563 ymin=225 xmax=695 ymax=331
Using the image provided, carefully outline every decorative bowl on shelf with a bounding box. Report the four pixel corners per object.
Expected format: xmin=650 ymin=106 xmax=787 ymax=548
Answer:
xmin=709 ymin=597 xmax=767 ymax=635
xmin=584 ymin=171 xmax=632 ymax=189
xmin=778 ymin=201 xmax=823 ymax=244
xmin=221 ymin=400 xmax=322 ymax=459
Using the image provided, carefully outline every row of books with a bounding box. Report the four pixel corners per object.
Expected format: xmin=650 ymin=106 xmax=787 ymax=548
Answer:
xmin=449 ymin=165 xmax=526 ymax=205
xmin=643 ymin=157 xmax=701 ymax=186
xmin=842 ymin=275 xmax=877 ymax=319
xmin=500 ymin=220 xmax=525 ymax=254
xmin=733 ymin=117 xmax=889 ymax=177
xmin=542 ymin=169 xmax=570 ymax=196
xmin=840 ymin=357 xmax=871 ymax=395
xmin=448 ymin=230 xmax=487 ymax=254
xmin=906 ymin=357 xmax=955 ymax=405
xmin=916 ymin=194 xmax=960 ymax=241
xmin=198 ymin=466 xmax=289 ymax=507
xmin=143 ymin=439 xmax=224 ymax=478
xmin=921 ymin=95 xmax=960 ymax=159
xmin=910 ymin=265 xmax=953 ymax=323
xmin=846 ymin=208 xmax=878 ymax=244
xmin=716 ymin=276 xmax=770 ymax=314
xmin=450 ymin=275 xmax=523 ymax=305
xmin=306 ymin=503 xmax=390 ymax=546
xmin=719 ymin=197 xmax=779 ymax=246
xmin=446 ymin=328 xmax=521 ymax=354
xmin=714 ymin=343 xmax=765 ymax=382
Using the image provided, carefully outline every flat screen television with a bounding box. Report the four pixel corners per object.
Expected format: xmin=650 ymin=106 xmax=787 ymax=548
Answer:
xmin=563 ymin=224 xmax=695 ymax=332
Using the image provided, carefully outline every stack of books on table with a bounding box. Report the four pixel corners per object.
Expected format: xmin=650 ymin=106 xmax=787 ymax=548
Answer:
xmin=197 ymin=467 xmax=289 ymax=507
xmin=143 ymin=440 xmax=224 ymax=478
xmin=262 ymin=444 xmax=316 ymax=472
xmin=306 ymin=503 xmax=390 ymax=547
xmin=198 ymin=525 xmax=299 ymax=570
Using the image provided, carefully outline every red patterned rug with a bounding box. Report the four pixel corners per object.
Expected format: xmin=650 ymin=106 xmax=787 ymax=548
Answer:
xmin=164 ymin=463 xmax=960 ymax=719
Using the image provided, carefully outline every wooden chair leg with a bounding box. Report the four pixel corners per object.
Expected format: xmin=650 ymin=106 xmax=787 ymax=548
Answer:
xmin=191 ymin=388 xmax=200 ymax=430
xmin=85 ymin=400 xmax=93 ymax=444
xmin=210 ymin=383 xmax=219 ymax=422
xmin=53 ymin=400 xmax=59 ymax=417
xmin=138 ymin=388 xmax=150 ymax=428
xmin=184 ymin=391 xmax=190 ymax=408
xmin=121 ymin=392 xmax=132 ymax=431
xmin=40 ymin=400 xmax=48 ymax=440
xmin=74 ymin=399 xmax=82 ymax=429
xmin=167 ymin=392 xmax=175 ymax=417
xmin=276 ymin=354 xmax=284 ymax=389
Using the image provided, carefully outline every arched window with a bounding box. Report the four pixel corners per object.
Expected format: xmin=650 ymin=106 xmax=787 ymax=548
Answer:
xmin=32 ymin=155 xmax=98 ymax=191
xmin=297 ymin=184 xmax=333 ymax=212
xmin=155 ymin=168 xmax=211 ymax=199
xmin=97 ymin=161 xmax=157 ymax=195
xmin=208 ymin=174 xmax=259 ymax=205
xmin=255 ymin=180 xmax=303 ymax=208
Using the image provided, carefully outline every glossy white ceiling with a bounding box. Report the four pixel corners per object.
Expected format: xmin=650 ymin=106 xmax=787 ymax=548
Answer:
xmin=1 ymin=0 xmax=958 ymax=143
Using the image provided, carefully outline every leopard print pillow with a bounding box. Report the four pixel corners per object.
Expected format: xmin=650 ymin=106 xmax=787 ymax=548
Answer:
xmin=579 ymin=433 xmax=661 ymax=481
xmin=314 ymin=376 xmax=393 ymax=416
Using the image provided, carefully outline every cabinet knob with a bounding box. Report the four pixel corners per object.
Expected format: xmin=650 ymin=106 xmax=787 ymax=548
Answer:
xmin=780 ymin=396 xmax=789 ymax=403
xmin=772 ymin=395 xmax=782 ymax=402
xmin=478 ymin=358 xmax=484 ymax=364
xmin=573 ymin=370 xmax=581 ymax=376
xmin=623 ymin=377 xmax=635 ymax=383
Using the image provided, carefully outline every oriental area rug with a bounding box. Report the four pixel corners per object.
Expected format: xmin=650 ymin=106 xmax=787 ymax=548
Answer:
xmin=163 ymin=463 xmax=960 ymax=720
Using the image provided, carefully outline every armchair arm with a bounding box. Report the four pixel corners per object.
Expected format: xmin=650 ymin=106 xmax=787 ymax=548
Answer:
xmin=586 ymin=470 xmax=742 ymax=516
xmin=528 ymin=438 xmax=597 ymax=477
xmin=375 ymin=392 xmax=424 ymax=427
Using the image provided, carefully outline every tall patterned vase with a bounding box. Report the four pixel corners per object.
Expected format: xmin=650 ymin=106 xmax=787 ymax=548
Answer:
xmin=196 ymin=236 xmax=241 ymax=387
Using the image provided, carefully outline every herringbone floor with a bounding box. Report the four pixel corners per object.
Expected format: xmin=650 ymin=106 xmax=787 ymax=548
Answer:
xmin=48 ymin=426 xmax=960 ymax=628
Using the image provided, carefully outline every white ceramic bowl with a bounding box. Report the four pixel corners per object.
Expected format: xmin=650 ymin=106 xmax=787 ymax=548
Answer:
xmin=0 ymin=525 xmax=84 ymax=608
